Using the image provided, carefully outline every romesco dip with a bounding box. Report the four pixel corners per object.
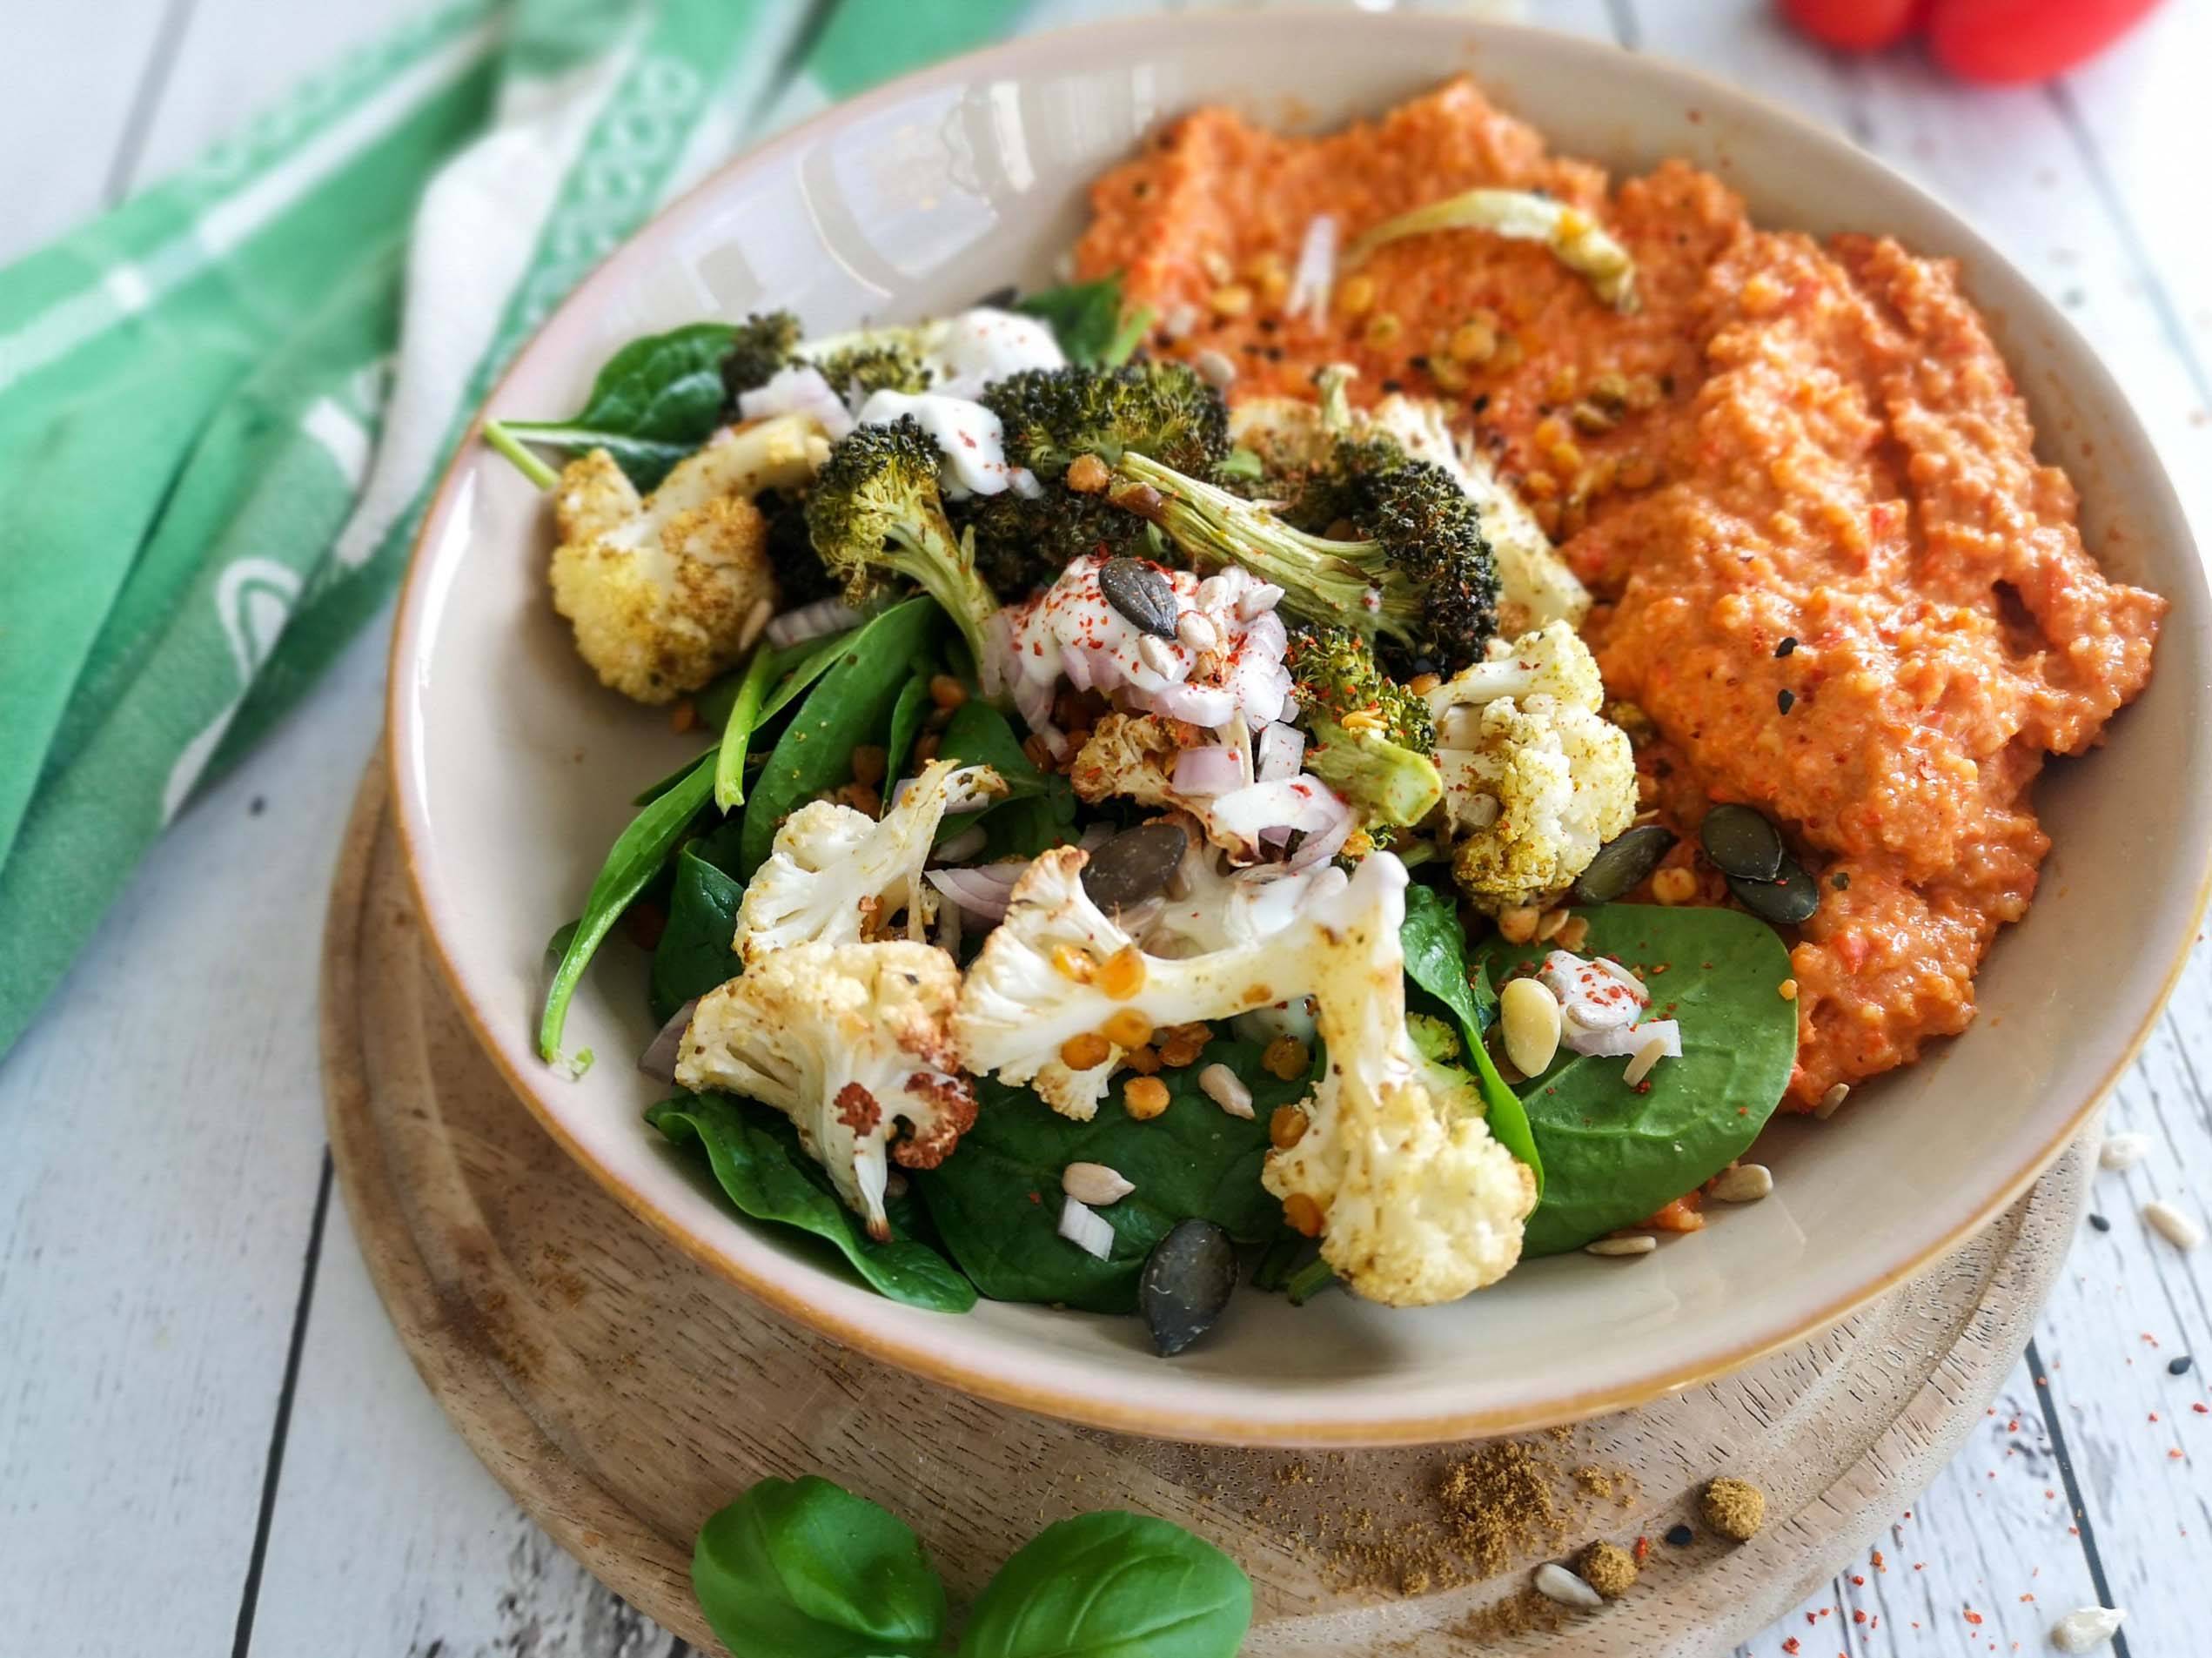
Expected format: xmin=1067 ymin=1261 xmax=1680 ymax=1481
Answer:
xmin=1078 ymin=78 xmax=2163 ymax=1108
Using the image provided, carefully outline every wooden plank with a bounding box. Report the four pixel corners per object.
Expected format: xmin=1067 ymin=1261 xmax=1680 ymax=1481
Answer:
xmin=0 ymin=633 xmax=389 ymax=1655
xmin=0 ymin=0 xmax=185 ymax=260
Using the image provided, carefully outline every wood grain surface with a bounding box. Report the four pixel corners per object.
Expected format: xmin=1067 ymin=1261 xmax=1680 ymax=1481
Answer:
xmin=325 ymin=754 xmax=2088 ymax=1656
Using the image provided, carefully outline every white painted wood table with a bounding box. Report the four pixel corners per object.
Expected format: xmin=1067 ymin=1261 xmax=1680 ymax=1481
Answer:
xmin=3 ymin=2 xmax=2206 ymax=1654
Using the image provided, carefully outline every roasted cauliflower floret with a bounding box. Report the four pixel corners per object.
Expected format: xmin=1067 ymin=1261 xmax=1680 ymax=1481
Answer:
xmin=1069 ymin=713 xmax=1352 ymax=864
xmin=955 ymin=844 xmax=1396 ymax=1120
xmin=1424 ymin=621 xmax=1636 ymax=914
xmin=1259 ymin=853 xmax=1535 ymax=1306
xmin=549 ymin=413 xmax=829 ymax=703
xmin=676 ymin=940 xmax=975 ymax=1239
xmin=733 ymin=760 xmax=1003 ymax=963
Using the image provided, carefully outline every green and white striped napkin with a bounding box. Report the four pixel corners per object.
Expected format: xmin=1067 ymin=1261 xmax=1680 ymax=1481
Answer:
xmin=0 ymin=0 xmax=1063 ymax=1059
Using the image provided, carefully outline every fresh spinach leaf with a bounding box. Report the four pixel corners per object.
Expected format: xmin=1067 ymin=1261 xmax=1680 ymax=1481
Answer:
xmin=713 ymin=641 xmax=781 ymax=810
xmin=1479 ymin=903 xmax=1798 ymax=1256
xmin=540 ymin=751 xmax=717 ymax=1062
xmin=956 ymin=1512 xmax=1251 ymax=1658
xmin=732 ymin=598 xmax=941 ymax=877
xmin=649 ymin=849 xmax=743 ymax=1024
xmin=913 ymin=1044 xmax=1302 ymax=1312
xmin=693 ymin=1475 xmax=947 ymax=1658
xmin=885 ymin=670 xmax=932 ymax=783
xmin=936 ymin=700 xmax=1049 ymax=797
xmin=1014 ymin=274 xmax=1150 ymax=368
xmin=502 ymin=322 xmax=737 ymax=490
xmin=649 ymin=1092 xmax=976 ymax=1312
xmin=1399 ymin=883 xmax=1542 ymax=1195
xmin=759 ymin=623 xmax=862 ymax=723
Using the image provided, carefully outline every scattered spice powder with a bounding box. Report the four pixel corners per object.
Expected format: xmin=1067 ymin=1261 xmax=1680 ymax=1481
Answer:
xmin=1579 ymin=1540 xmax=1639 ymax=1598
xmin=1701 ymin=1475 xmax=1766 ymax=1541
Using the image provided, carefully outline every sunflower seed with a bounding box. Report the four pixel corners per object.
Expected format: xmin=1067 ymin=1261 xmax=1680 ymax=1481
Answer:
xmin=1533 ymin=1563 xmax=1604 ymax=1608
xmin=1710 ymin=1163 xmax=1773 ymax=1203
xmin=2099 ymin=1131 xmax=2150 ymax=1171
xmin=2143 ymin=1200 xmax=2202 ymax=1251
xmin=1062 ymin=1162 xmax=1136 ymax=1205
xmin=1585 ymin=1235 xmax=1658 ymax=1258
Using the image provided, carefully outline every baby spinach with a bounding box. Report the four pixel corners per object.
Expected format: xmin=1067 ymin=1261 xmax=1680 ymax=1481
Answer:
xmin=648 ymin=849 xmax=742 ymax=1024
xmin=648 ymin=1092 xmax=976 ymax=1312
xmin=689 ymin=1479 xmax=1251 ymax=1658
xmin=539 ymin=750 xmax=717 ymax=1063
xmin=1015 ymin=273 xmax=1151 ymax=367
xmin=693 ymin=1475 xmax=947 ymax=1658
xmin=885 ymin=668 xmax=933 ymax=783
xmin=732 ymin=598 xmax=941 ymax=877
xmin=1479 ymin=903 xmax=1799 ymax=1256
xmin=914 ymin=1044 xmax=1303 ymax=1313
xmin=1400 ymin=883 xmax=1542 ymax=1195
xmin=956 ymin=1512 xmax=1251 ymax=1658
xmin=934 ymin=699 xmax=1077 ymax=859
xmin=499 ymin=321 xmax=738 ymax=489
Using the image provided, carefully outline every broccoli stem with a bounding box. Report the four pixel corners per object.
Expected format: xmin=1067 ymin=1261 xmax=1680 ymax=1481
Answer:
xmin=878 ymin=524 xmax=1000 ymax=687
xmin=482 ymin=418 xmax=561 ymax=491
xmin=1304 ymin=718 xmax=1445 ymax=828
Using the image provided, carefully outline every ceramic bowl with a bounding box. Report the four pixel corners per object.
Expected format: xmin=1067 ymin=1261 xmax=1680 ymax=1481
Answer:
xmin=387 ymin=12 xmax=2209 ymax=1446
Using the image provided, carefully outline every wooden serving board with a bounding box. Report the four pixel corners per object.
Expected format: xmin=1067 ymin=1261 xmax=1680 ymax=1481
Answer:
xmin=322 ymin=755 xmax=2085 ymax=1657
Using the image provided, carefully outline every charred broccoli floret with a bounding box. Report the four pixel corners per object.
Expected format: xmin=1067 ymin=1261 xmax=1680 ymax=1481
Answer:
xmin=804 ymin=416 xmax=1000 ymax=672
xmin=810 ymin=339 xmax=935 ymax=400
xmin=951 ymin=487 xmax=1166 ymax=598
xmin=1286 ymin=625 xmax=1443 ymax=832
xmin=720 ymin=310 xmax=805 ymax=405
xmin=1112 ymin=440 xmax=1498 ymax=675
xmin=755 ymin=485 xmax=841 ymax=608
xmin=981 ymin=361 xmax=1229 ymax=480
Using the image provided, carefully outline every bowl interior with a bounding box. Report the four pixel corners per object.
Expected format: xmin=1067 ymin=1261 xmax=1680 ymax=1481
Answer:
xmin=389 ymin=14 xmax=2210 ymax=1444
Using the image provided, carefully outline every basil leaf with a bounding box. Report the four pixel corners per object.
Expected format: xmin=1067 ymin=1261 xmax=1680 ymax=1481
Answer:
xmin=649 ymin=1093 xmax=976 ymax=1312
xmin=732 ymin=598 xmax=942 ymax=878
xmin=957 ymin=1512 xmax=1251 ymax=1658
xmin=648 ymin=849 xmax=742 ymax=1024
xmin=693 ymin=1475 xmax=948 ymax=1658
xmin=1479 ymin=903 xmax=1799 ymax=1255
xmin=503 ymin=322 xmax=738 ymax=490
xmin=539 ymin=751 xmax=716 ymax=1061
xmin=913 ymin=1044 xmax=1301 ymax=1312
xmin=1014 ymin=274 xmax=1150 ymax=368
xmin=1398 ymin=883 xmax=1541 ymax=1195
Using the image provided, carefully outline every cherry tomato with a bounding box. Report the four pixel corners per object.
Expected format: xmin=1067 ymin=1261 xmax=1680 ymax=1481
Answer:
xmin=1778 ymin=0 xmax=1925 ymax=52
xmin=1927 ymin=0 xmax=2163 ymax=84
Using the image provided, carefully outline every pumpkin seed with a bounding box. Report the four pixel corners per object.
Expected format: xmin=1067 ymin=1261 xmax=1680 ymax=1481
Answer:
xmin=1082 ymin=822 xmax=1187 ymax=913
xmin=1140 ymin=1218 xmax=1238 ymax=1356
xmin=1699 ymin=803 xmax=1784 ymax=882
xmin=1099 ymin=556 xmax=1180 ymax=638
xmin=1726 ymin=856 xmax=1819 ymax=925
xmin=1570 ymin=823 xmax=1676 ymax=904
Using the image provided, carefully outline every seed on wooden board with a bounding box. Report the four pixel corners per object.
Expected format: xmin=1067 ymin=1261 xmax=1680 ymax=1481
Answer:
xmin=1082 ymin=822 xmax=1187 ymax=913
xmin=2143 ymin=1200 xmax=2202 ymax=1251
xmin=1499 ymin=977 xmax=1562 ymax=1076
xmin=1062 ymin=1162 xmax=1135 ymax=1205
xmin=1585 ymin=1235 xmax=1657 ymax=1258
xmin=2098 ymin=1131 xmax=2150 ymax=1171
xmin=1099 ymin=557 xmax=1181 ymax=638
xmin=2049 ymin=1606 xmax=2128 ymax=1653
xmin=1726 ymin=856 xmax=1819 ymax=925
xmin=1571 ymin=823 xmax=1675 ymax=903
xmin=1140 ymin=1218 xmax=1238 ymax=1356
xmin=1198 ymin=1063 xmax=1254 ymax=1118
xmin=1532 ymin=1562 xmax=1603 ymax=1608
xmin=1699 ymin=809 xmax=1786 ymax=885
xmin=1709 ymin=1163 xmax=1773 ymax=1203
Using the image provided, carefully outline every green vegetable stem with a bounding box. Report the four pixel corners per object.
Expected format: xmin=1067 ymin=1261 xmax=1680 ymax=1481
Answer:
xmin=538 ymin=749 xmax=717 ymax=1064
xmin=712 ymin=641 xmax=781 ymax=811
xmin=495 ymin=321 xmax=741 ymax=489
xmin=691 ymin=1477 xmax=1251 ymax=1658
xmin=1478 ymin=903 xmax=1799 ymax=1255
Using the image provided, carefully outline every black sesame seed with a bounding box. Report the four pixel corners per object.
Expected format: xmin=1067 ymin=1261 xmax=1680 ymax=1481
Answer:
xmin=1472 ymin=393 xmax=1491 ymax=413
xmin=2088 ymin=1212 xmax=2112 ymax=1232
xmin=1832 ymin=871 xmax=1851 ymax=890
xmin=2170 ymin=1355 xmax=2195 ymax=1375
xmin=1776 ymin=688 xmax=1796 ymax=714
xmin=1381 ymin=379 xmax=1404 ymax=393
xmin=1665 ymin=1524 xmax=1694 ymax=1547
xmin=1775 ymin=636 xmax=1798 ymax=657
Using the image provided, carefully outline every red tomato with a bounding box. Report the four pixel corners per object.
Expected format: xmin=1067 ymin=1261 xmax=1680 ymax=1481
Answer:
xmin=1928 ymin=0 xmax=2163 ymax=84
xmin=1778 ymin=0 xmax=1925 ymax=51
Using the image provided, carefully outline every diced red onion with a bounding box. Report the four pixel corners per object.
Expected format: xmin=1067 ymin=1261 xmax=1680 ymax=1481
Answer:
xmin=1285 ymin=214 xmax=1338 ymax=326
xmin=1077 ymin=822 xmax=1117 ymax=853
xmin=1565 ymin=1017 xmax=1681 ymax=1061
xmin=1255 ymin=722 xmax=1306 ymax=782
xmin=925 ymin=863 xmax=1029 ymax=923
xmin=738 ymin=365 xmax=855 ymax=440
xmin=1286 ymin=799 xmax=1357 ymax=869
xmin=1057 ymin=1195 xmax=1116 ymax=1259
xmin=1150 ymin=681 xmax=1238 ymax=728
xmin=1172 ymin=744 xmax=1247 ymax=797
xmin=765 ymin=596 xmax=862 ymax=649
xmin=935 ymin=825 xmax=987 ymax=864
xmin=1212 ymin=775 xmax=1349 ymax=840
xmin=639 ymin=998 xmax=700 ymax=1084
